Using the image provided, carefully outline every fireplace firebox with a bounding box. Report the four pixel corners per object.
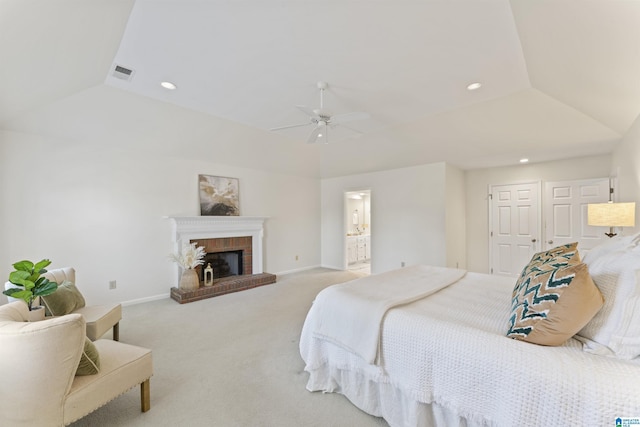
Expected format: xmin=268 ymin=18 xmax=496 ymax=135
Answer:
xmin=192 ymin=236 xmax=253 ymax=278
xmin=200 ymin=250 xmax=243 ymax=280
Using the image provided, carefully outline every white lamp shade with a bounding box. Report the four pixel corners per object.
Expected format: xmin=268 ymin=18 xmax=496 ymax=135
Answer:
xmin=587 ymin=202 xmax=636 ymax=227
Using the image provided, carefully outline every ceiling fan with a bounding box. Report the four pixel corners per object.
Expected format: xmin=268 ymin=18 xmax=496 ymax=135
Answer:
xmin=270 ymin=81 xmax=370 ymax=144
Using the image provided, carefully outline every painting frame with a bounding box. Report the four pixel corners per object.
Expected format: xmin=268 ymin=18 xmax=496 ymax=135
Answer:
xmin=198 ymin=175 xmax=240 ymax=216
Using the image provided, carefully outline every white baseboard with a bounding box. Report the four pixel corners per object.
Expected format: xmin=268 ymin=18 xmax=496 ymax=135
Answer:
xmin=275 ymin=264 xmax=322 ymax=276
xmin=121 ymin=293 xmax=170 ymax=307
xmin=320 ymin=263 xmax=345 ymax=271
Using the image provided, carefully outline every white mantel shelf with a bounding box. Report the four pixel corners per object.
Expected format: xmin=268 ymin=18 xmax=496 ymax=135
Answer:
xmin=166 ymin=216 xmax=268 ymax=282
xmin=167 ymin=216 xmax=268 ymax=234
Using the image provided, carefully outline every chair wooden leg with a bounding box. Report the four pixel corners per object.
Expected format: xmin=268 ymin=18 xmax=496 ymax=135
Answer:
xmin=113 ymin=322 xmax=119 ymax=341
xmin=140 ymin=379 xmax=150 ymax=412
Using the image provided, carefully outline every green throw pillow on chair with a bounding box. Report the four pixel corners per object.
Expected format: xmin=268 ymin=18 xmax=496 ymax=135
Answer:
xmin=76 ymin=337 xmax=101 ymax=376
xmin=41 ymin=280 xmax=86 ymax=316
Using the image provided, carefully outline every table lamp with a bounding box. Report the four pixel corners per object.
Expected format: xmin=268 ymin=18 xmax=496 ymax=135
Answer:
xmin=587 ymin=202 xmax=636 ymax=238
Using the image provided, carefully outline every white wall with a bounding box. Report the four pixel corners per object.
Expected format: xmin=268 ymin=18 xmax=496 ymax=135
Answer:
xmin=611 ymin=114 xmax=640 ymax=235
xmin=445 ymin=164 xmax=466 ymax=269
xmin=0 ymin=129 xmax=320 ymax=305
xmin=321 ymin=162 xmax=449 ymax=274
xmin=0 ymin=134 xmax=9 ymax=298
xmin=464 ymin=154 xmax=613 ymax=273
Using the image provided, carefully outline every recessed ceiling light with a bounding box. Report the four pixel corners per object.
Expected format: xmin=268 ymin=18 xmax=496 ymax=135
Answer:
xmin=520 ymin=158 xmax=529 ymax=163
xmin=467 ymin=82 xmax=482 ymax=91
xmin=160 ymin=81 xmax=177 ymax=90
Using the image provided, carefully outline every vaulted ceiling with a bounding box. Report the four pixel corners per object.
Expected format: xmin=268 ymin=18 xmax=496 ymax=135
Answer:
xmin=1 ymin=0 xmax=638 ymax=178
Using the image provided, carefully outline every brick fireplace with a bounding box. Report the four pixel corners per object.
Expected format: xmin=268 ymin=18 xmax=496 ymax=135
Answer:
xmin=167 ymin=216 xmax=276 ymax=303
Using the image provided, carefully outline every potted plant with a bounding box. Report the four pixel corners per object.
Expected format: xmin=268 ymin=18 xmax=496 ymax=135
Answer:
xmin=3 ymin=259 xmax=58 ymax=320
xmin=169 ymin=243 xmax=206 ymax=290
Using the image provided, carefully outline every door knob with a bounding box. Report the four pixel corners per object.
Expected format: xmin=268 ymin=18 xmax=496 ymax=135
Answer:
xmin=548 ymin=240 xmax=553 ymax=244
xmin=531 ymin=239 xmax=537 ymax=243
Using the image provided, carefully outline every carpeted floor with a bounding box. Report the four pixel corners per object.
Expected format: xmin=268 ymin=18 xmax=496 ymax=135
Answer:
xmin=70 ymin=268 xmax=388 ymax=427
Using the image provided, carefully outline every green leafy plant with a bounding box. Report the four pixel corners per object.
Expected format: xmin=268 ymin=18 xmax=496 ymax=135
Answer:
xmin=3 ymin=259 xmax=58 ymax=311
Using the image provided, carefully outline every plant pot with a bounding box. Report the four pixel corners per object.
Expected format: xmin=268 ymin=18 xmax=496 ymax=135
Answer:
xmin=179 ymin=269 xmax=200 ymax=290
xmin=28 ymin=306 xmax=45 ymax=322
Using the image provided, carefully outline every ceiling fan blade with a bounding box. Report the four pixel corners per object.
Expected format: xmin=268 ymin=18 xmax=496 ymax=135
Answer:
xmin=296 ymin=105 xmax=321 ymax=120
xmin=318 ymin=124 xmax=329 ymax=144
xmin=270 ymin=122 xmax=311 ymax=131
xmin=306 ymin=126 xmax=322 ymax=144
xmin=308 ymin=123 xmax=329 ymax=144
xmin=329 ymin=111 xmax=370 ymax=125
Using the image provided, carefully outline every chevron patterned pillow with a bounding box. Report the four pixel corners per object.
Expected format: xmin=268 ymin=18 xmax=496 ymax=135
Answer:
xmin=525 ymin=242 xmax=578 ymax=272
xmin=507 ymin=244 xmax=604 ymax=346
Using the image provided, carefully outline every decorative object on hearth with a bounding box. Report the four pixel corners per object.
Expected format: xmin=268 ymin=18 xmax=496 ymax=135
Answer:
xmin=169 ymin=242 xmax=206 ymax=290
xmin=198 ymin=175 xmax=240 ymax=216
xmin=3 ymin=259 xmax=58 ymax=321
xmin=204 ymin=263 xmax=214 ymax=287
xmin=178 ymin=269 xmax=199 ymax=291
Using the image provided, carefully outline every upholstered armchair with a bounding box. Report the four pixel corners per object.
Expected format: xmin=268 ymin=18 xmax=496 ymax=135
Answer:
xmin=0 ymin=301 xmax=152 ymax=426
xmin=42 ymin=267 xmax=121 ymax=341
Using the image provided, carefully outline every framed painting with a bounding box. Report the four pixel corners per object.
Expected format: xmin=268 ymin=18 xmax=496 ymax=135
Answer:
xmin=198 ymin=175 xmax=240 ymax=216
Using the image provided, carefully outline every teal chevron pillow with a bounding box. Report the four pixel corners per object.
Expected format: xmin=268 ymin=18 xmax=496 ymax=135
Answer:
xmin=522 ymin=242 xmax=578 ymax=274
xmin=507 ymin=244 xmax=604 ymax=346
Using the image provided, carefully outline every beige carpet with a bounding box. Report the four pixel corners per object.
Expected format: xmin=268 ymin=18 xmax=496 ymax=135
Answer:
xmin=70 ymin=268 xmax=388 ymax=427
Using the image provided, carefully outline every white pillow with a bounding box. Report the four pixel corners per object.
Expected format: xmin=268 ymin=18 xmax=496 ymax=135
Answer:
xmin=578 ymin=245 xmax=640 ymax=359
xmin=581 ymin=233 xmax=640 ymax=264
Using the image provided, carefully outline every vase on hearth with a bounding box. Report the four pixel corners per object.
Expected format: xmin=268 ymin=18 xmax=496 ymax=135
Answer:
xmin=179 ymin=269 xmax=199 ymax=290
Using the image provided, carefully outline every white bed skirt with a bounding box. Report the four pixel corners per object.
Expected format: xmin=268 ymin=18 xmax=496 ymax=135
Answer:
xmin=306 ymin=363 xmax=490 ymax=427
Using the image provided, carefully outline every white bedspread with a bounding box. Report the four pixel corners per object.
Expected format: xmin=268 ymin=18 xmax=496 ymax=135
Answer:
xmin=311 ymin=265 xmax=465 ymax=364
xmin=300 ymin=268 xmax=640 ymax=427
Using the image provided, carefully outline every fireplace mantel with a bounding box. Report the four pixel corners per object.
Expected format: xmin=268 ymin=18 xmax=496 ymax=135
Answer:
xmin=167 ymin=216 xmax=267 ymax=281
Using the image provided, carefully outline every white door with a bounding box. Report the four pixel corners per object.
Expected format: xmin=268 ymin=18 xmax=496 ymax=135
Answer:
xmin=489 ymin=182 xmax=540 ymax=277
xmin=544 ymin=178 xmax=610 ymax=254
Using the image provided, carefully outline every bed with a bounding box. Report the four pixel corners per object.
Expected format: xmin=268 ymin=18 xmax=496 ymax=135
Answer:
xmin=299 ymin=239 xmax=640 ymax=426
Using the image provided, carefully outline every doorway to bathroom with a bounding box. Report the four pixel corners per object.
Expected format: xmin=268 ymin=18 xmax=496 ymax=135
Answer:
xmin=345 ymin=190 xmax=371 ymax=275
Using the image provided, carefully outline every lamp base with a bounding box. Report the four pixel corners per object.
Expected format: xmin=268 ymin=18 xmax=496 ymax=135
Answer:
xmin=605 ymin=227 xmax=617 ymax=238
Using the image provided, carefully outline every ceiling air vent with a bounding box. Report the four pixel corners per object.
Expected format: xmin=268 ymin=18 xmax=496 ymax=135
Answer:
xmin=112 ymin=64 xmax=135 ymax=81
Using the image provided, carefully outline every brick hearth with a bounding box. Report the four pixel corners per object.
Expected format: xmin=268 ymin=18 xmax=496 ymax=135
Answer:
xmin=170 ymin=273 xmax=277 ymax=304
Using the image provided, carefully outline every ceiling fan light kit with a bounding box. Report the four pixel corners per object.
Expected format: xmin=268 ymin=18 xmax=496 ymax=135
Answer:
xmin=270 ymin=81 xmax=369 ymax=144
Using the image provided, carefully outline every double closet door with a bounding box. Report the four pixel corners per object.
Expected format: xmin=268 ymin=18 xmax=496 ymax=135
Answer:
xmin=489 ymin=178 xmax=610 ymax=277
